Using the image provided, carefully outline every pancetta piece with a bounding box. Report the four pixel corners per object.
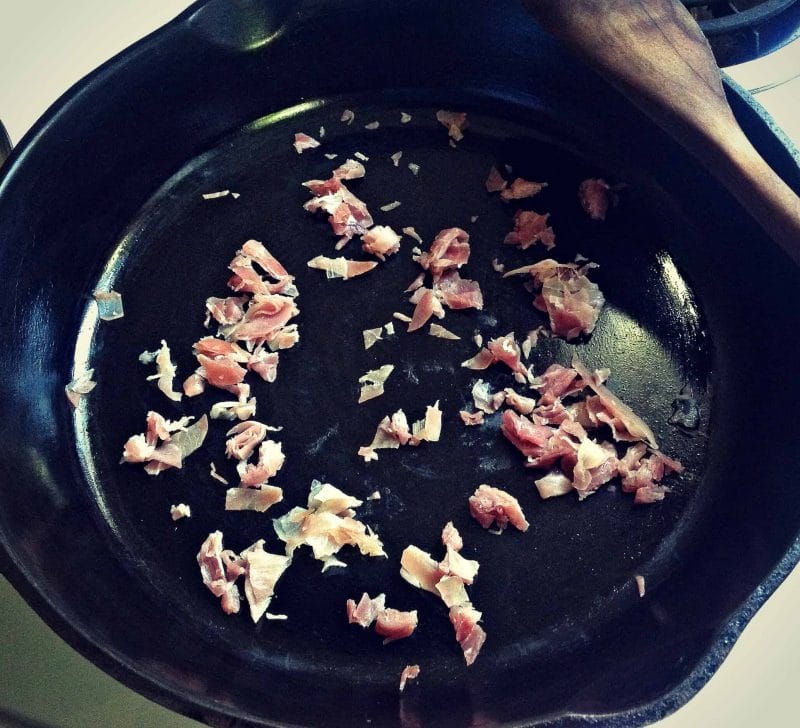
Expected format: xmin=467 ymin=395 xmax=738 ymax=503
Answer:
xmin=333 ymin=158 xmax=366 ymax=180
xmin=226 ymin=294 xmax=299 ymax=344
xmin=247 ymin=348 xmax=279 ymax=382
xmin=197 ymin=531 xmax=241 ymax=615
xmin=293 ymin=132 xmax=320 ymax=153
xmin=469 ymin=484 xmax=529 ymax=532
xmin=485 ymin=165 xmax=507 ymax=192
xmin=307 ymin=255 xmax=378 ymax=280
xmin=361 ymin=225 xmax=402 ymax=261
xmin=435 ymin=110 xmax=468 ymax=141
xmin=578 ymin=178 xmax=615 ymax=220
xmin=358 ymin=365 xmax=395 ymax=403
xmin=93 ymin=290 xmax=124 ymax=321
xmin=399 ymin=665 xmax=420 ymax=692
xmin=433 ymin=270 xmax=483 ymax=310
xmin=375 ymin=609 xmax=418 ymax=643
xmin=462 ymin=333 xmax=533 ymax=384
xmin=205 ymin=296 xmax=248 ymax=326
xmin=225 ymin=485 xmax=284 ymax=512
xmin=170 ymin=503 xmax=191 ymax=520
xmin=239 ymin=539 xmax=291 ymax=622
xmin=237 ymin=440 xmax=285 ymax=486
xmin=122 ymin=413 xmax=208 ymax=476
xmin=346 ymin=592 xmax=387 ymax=628
xmin=408 ymin=289 xmax=445 ymax=332
xmin=225 ymin=421 xmax=268 ymax=461
xmin=459 ymin=410 xmax=485 ymax=426
xmin=504 ymin=210 xmax=555 ymax=250
xmin=500 ymin=178 xmax=548 ymax=201
xmin=449 ymin=604 xmax=486 ymax=666
xmin=65 ymin=369 xmax=96 ymax=408
xmin=141 ymin=340 xmax=182 ymax=402
xmin=417 ymin=227 xmax=470 ymax=280
xmin=441 ymin=522 xmax=463 ymax=552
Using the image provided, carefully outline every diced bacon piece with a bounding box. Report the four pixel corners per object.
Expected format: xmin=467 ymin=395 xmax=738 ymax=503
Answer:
xmin=461 ymin=348 xmax=496 ymax=371
xmin=400 ymin=545 xmax=442 ymax=594
xmin=361 ymin=225 xmax=402 ymax=261
xmin=572 ymin=359 xmax=658 ymax=448
xmin=225 ymin=485 xmax=284 ymax=512
xmin=210 ymin=392 xmax=257 ymax=421
xmin=375 ymin=609 xmax=418 ymax=643
xmin=358 ymin=365 xmax=395 ymax=403
xmin=417 ymin=227 xmax=470 ymax=280
xmin=504 ymin=209 xmax=555 ymax=250
xmin=433 ymin=270 xmax=483 ymax=310
xmin=503 ymin=388 xmax=537 ymax=415
xmin=197 ymin=531 xmax=241 ymax=615
xmin=435 ymin=110 xmax=468 ymax=141
xmin=579 ymin=178 xmax=614 ymax=220
xmin=183 ymin=372 xmax=206 ymax=397
xmin=245 ymin=347 xmax=279 ymax=382
xmin=122 ymin=412 xmax=207 ymax=475
xmin=462 ymin=334 xmax=531 ymax=382
xmin=408 ymin=289 xmax=444 ymax=332
xmin=535 ymin=470 xmax=574 ymax=499
xmin=121 ymin=434 xmax=155 ymax=463
xmin=267 ymin=325 xmax=299 ymax=351
xmin=459 ymin=410 xmax=484 ymax=426
xmin=439 ymin=546 xmax=480 ymax=584
xmin=485 ymin=166 xmax=507 ymax=193
xmin=205 ymin=296 xmax=248 ymax=326
xmin=65 ymin=369 xmax=96 ymax=408
xmin=617 ymin=443 xmax=682 ymax=503
xmin=360 ymin=409 xmax=411 ymax=461
xmin=240 ymin=540 xmax=291 ymax=623
xmin=226 ymin=294 xmax=299 ymax=344
xmin=429 ymin=323 xmax=460 ymax=340
xmin=506 ymin=259 xmax=604 ymax=340
xmin=472 ymin=379 xmax=506 ymax=414
xmin=333 ymin=159 xmax=366 ymax=180
xmin=500 ymin=178 xmax=547 ymax=201
xmin=170 ymin=503 xmax=191 ymax=521
xmin=225 ymin=421 xmax=268 ymax=461
xmin=449 ymin=604 xmax=486 ymax=666
xmin=635 ymin=575 xmax=646 ymax=597
xmin=435 ymin=575 xmax=470 ymax=608
xmin=303 ymin=177 xmax=343 ymax=197
xmin=193 ymin=337 xmax=249 ymax=363
xmin=143 ymin=340 xmax=182 ymax=402
xmin=197 ymin=354 xmax=246 ymax=389
xmin=399 ymin=665 xmax=420 ymax=692
xmin=307 ymin=255 xmax=378 ymax=280
xmin=501 ymin=410 xmax=578 ymax=469
xmin=469 ymin=484 xmax=529 ymax=532
xmin=410 ymin=401 xmax=442 ymax=445
xmin=532 ymin=363 xmax=583 ymax=406
xmin=347 ymin=592 xmax=387 ymax=628
xmin=441 ymin=522 xmax=463 ymax=552
xmin=237 ymin=440 xmax=285 ymax=486
xmin=571 ymin=439 xmax=619 ymax=499
xmin=93 ymin=290 xmax=124 ymax=321
xmin=293 ymin=132 xmax=320 ymax=153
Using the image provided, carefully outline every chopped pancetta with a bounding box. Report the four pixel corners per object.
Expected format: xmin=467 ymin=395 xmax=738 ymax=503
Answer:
xmin=504 ymin=210 xmax=555 ymax=250
xmin=122 ymin=412 xmax=208 ymax=476
xmin=459 ymin=410 xmax=485 ymax=426
xmin=461 ymin=333 xmax=533 ymax=384
xmin=471 ymin=379 xmax=506 ymax=414
xmin=408 ymin=289 xmax=445 ymax=332
xmin=293 ymin=132 xmax=320 ymax=153
xmin=363 ymin=327 xmax=383 ymax=349
xmin=485 ymin=166 xmax=507 ymax=193
xmin=247 ymin=348 xmax=279 ymax=382
xmin=209 ymin=462 xmax=229 ymax=485
xmin=400 ymin=546 xmax=442 ymax=594
xmin=93 ymin=290 xmax=124 ymax=321
xmin=65 ymin=369 xmax=97 ymax=408
xmin=225 ymin=485 xmax=284 ymax=512
xmin=400 ymin=112 xmax=412 ymax=123
xmin=225 ymin=294 xmax=300 ymax=345
xmin=376 ymin=609 xmax=418 ymax=643
xmin=237 ymin=439 xmax=285 ymax=486
xmin=433 ymin=271 xmax=483 ymax=311
xmin=380 ymin=201 xmax=402 ymax=212
xmin=505 ymin=259 xmax=605 ymax=340
xmin=435 ymin=110 xmax=468 ymax=141
xmin=361 ymin=225 xmax=402 ymax=261
xmin=417 ymin=227 xmax=470 ymax=281
xmin=503 ymin=388 xmax=537 ymax=415
xmin=333 ymin=159 xmax=366 ymax=180
xmin=399 ymin=665 xmax=420 ymax=692
xmin=534 ymin=470 xmax=574 ymax=499
xmin=205 ymin=296 xmax=248 ymax=326
xmin=141 ymin=340 xmax=182 ymax=402
xmin=405 ymin=272 xmax=425 ymax=292
xmin=197 ymin=531 xmax=241 ymax=615
xmin=239 ymin=540 xmax=292 ymax=623
xmin=358 ymin=364 xmax=395 ymax=403
xmin=500 ymin=178 xmax=548 ymax=201
xmin=410 ymin=401 xmax=442 ymax=445
xmin=469 ymin=485 xmax=529 ymax=532
xmin=364 ymin=120 xmax=380 ymax=130
xmin=347 ymin=592 xmax=387 ymax=628
xmin=170 ymin=503 xmax=191 ymax=521
xmin=273 ymin=480 xmax=386 ymax=570
xmin=441 ymin=522 xmax=463 ymax=552
xmin=304 ymin=179 xmax=374 ymax=246
xmin=225 ymin=421 xmax=268 ymax=461
xmin=578 ymin=178 xmax=615 ymax=220
xmin=209 ymin=386 xmax=257 ymax=421
xmin=429 ymin=323 xmax=460 ymax=340
xmin=408 ymin=162 xmax=420 ymax=176
xmin=449 ymin=604 xmax=486 ymax=666
xmin=307 ymin=255 xmax=378 ymax=279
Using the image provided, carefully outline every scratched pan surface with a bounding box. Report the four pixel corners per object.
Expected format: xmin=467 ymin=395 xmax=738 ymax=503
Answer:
xmin=1 ymin=1 xmax=800 ymax=727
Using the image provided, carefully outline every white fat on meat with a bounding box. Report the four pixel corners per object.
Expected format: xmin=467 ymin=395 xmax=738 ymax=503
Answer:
xmin=307 ymin=255 xmax=378 ymax=280
xmin=142 ymin=340 xmax=182 ymax=402
xmin=225 ymin=485 xmax=284 ymax=513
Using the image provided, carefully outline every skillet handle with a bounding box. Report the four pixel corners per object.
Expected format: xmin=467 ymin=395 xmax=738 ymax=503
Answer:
xmin=0 ymin=120 xmax=11 ymax=168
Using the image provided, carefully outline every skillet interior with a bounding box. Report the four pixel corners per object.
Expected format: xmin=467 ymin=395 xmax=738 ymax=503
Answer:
xmin=0 ymin=1 xmax=799 ymax=726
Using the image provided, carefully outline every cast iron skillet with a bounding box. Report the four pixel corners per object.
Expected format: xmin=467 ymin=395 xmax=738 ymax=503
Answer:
xmin=1 ymin=1 xmax=799 ymax=726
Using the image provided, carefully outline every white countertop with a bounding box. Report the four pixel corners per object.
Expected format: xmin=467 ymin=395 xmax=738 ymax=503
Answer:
xmin=1 ymin=3 xmax=798 ymax=727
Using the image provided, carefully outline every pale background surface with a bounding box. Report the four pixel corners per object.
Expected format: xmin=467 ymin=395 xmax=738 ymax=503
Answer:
xmin=0 ymin=2 xmax=798 ymax=726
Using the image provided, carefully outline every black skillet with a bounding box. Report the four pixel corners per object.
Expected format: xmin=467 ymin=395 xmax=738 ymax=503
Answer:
xmin=1 ymin=1 xmax=800 ymax=726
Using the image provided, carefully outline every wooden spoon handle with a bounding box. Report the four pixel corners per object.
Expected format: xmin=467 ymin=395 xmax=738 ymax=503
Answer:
xmin=524 ymin=0 xmax=800 ymax=264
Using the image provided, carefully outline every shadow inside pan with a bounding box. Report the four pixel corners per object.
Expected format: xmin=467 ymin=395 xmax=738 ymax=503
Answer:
xmin=72 ymin=97 xmax=711 ymax=723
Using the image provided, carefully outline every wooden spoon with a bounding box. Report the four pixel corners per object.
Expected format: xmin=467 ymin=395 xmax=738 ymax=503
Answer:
xmin=524 ymin=0 xmax=800 ymax=264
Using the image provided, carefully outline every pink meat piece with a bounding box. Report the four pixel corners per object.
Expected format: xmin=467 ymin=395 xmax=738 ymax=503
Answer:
xmin=504 ymin=209 xmax=555 ymax=250
xmin=459 ymin=410 xmax=484 ymax=426
xmin=449 ymin=604 xmax=486 ymax=666
xmin=375 ymin=609 xmax=418 ymax=643
xmin=485 ymin=165 xmax=507 ymax=192
xmin=247 ymin=348 xmax=279 ymax=382
xmin=196 ymin=354 xmax=247 ymax=389
xmin=399 ymin=665 xmax=420 ymax=692
xmin=500 ymin=178 xmax=547 ymax=201
xmin=182 ymin=373 xmax=206 ymax=397
xmin=534 ymin=363 xmax=583 ymax=406
xmin=486 ymin=334 xmax=530 ymax=380
xmin=237 ymin=440 xmax=285 ymax=486
xmin=570 ymin=440 xmax=619 ymax=498
xmin=408 ymin=289 xmax=444 ymax=332
xmin=293 ymin=132 xmax=320 ymax=153
xmin=227 ymin=294 xmax=299 ymax=344
xmin=618 ymin=443 xmax=683 ymax=503
xmin=433 ymin=270 xmax=483 ymax=310
xmin=361 ymin=225 xmax=401 ymax=261
xmin=346 ymin=592 xmax=386 ymax=628
xmin=441 ymin=522 xmax=463 ymax=552
xmin=522 ymin=259 xmax=605 ymax=340
xmin=501 ymin=410 xmax=581 ymax=469
xmin=225 ymin=421 xmax=269 ymax=461
xmin=333 ymin=159 xmax=366 ymax=180
xmin=532 ymin=400 xmax=572 ymax=425
xmin=417 ymin=227 xmax=471 ymax=280
xmin=578 ymin=178 xmax=614 ymax=220
xmin=193 ymin=337 xmax=249 ymax=363
xmin=197 ymin=531 xmax=241 ymax=615
xmin=303 ymin=177 xmax=343 ymax=197
xmin=241 ymin=240 xmax=290 ymax=280
xmin=225 ymin=485 xmax=283 ymax=513
xmin=205 ymin=296 xmax=248 ymax=326
xmin=469 ymin=484 xmax=529 ymax=532
xmin=436 ymin=110 xmax=468 ymax=141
